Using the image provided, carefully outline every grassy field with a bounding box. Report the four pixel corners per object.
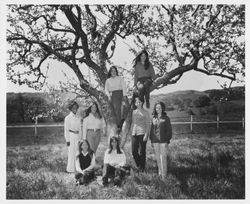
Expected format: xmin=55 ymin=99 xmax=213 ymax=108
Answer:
xmin=6 ymin=127 xmax=245 ymax=199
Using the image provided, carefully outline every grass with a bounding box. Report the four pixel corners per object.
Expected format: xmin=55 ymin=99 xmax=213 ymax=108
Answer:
xmin=6 ymin=127 xmax=245 ymax=199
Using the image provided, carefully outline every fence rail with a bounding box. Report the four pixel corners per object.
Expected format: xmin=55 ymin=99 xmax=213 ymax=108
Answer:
xmin=7 ymin=115 xmax=245 ymax=136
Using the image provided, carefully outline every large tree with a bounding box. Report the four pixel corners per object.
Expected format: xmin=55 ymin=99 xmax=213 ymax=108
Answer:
xmin=7 ymin=4 xmax=245 ymax=146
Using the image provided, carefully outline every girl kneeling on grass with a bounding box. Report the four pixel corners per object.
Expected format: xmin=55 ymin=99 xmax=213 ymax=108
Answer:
xmin=150 ymin=101 xmax=172 ymax=179
xmin=102 ymin=136 xmax=129 ymax=187
xmin=75 ymin=140 xmax=97 ymax=185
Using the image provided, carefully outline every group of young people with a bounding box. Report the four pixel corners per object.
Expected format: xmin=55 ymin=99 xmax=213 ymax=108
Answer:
xmin=64 ymin=50 xmax=172 ymax=186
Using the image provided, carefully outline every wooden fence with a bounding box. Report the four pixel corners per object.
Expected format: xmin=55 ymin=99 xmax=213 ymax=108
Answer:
xmin=7 ymin=115 xmax=245 ymax=137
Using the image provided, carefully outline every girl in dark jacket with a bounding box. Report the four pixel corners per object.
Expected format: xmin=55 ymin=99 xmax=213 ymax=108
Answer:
xmin=150 ymin=101 xmax=172 ymax=179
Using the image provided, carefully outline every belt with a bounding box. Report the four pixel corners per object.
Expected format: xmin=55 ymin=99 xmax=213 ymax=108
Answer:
xmin=87 ymin=129 xmax=101 ymax=132
xmin=69 ymin=130 xmax=79 ymax=134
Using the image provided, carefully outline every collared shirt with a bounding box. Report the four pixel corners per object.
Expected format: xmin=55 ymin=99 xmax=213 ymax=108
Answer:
xmin=134 ymin=61 xmax=156 ymax=85
xmin=64 ymin=112 xmax=82 ymax=142
xmin=103 ymin=149 xmax=126 ymax=167
xmin=105 ymin=76 xmax=127 ymax=97
xmin=82 ymin=113 xmax=105 ymax=140
xmin=131 ymin=109 xmax=151 ymax=136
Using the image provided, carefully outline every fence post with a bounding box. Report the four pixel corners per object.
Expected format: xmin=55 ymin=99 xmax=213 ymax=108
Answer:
xmin=190 ymin=114 xmax=193 ymax=133
xmin=242 ymin=116 xmax=245 ymax=129
xmin=35 ymin=116 xmax=38 ymax=138
xmin=216 ymin=115 xmax=220 ymax=133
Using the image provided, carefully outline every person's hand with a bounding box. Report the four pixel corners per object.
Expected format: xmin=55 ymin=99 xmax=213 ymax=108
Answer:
xmin=66 ymin=142 xmax=70 ymax=146
xmin=143 ymin=133 xmax=148 ymax=142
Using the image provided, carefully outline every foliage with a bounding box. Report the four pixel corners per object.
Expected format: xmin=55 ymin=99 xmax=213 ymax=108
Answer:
xmin=193 ymin=95 xmax=211 ymax=107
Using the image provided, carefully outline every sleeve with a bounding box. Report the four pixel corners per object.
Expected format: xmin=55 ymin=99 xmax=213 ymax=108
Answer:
xmin=64 ymin=116 xmax=70 ymax=142
xmin=75 ymin=156 xmax=82 ymax=173
xmin=82 ymin=117 xmax=87 ymax=140
xmin=101 ymin=118 xmax=106 ymax=133
xmin=134 ymin=65 xmax=138 ymax=86
xmin=105 ymin=79 xmax=111 ymax=98
xmin=103 ymin=150 xmax=110 ymax=164
xmin=130 ymin=111 xmax=135 ymax=135
xmin=167 ymin=117 xmax=172 ymax=142
xmin=149 ymin=63 xmax=156 ymax=80
xmin=145 ymin=111 xmax=151 ymax=134
xmin=118 ymin=151 xmax=126 ymax=167
xmin=121 ymin=77 xmax=127 ymax=96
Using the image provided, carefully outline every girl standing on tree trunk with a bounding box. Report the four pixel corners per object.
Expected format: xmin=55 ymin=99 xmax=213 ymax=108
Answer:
xmin=105 ymin=66 xmax=128 ymax=131
xmin=133 ymin=49 xmax=156 ymax=109
xmin=150 ymin=101 xmax=172 ymax=179
xmin=82 ymin=102 xmax=105 ymax=153
xmin=64 ymin=101 xmax=82 ymax=173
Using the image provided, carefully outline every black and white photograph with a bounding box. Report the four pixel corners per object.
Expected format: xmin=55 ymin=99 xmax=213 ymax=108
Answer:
xmin=1 ymin=0 xmax=248 ymax=201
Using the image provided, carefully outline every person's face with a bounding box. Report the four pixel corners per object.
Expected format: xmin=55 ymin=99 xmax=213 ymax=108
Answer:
xmin=135 ymin=98 xmax=142 ymax=108
xmin=71 ymin=105 xmax=78 ymax=114
xmin=81 ymin=142 xmax=88 ymax=153
xmin=111 ymin=139 xmax=118 ymax=149
xmin=111 ymin=68 xmax=117 ymax=77
xmin=156 ymin=104 xmax=162 ymax=115
xmin=91 ymin=104 xmax=97 ymax=114
xmin=140 ymin=53 xmax=147 ymax=63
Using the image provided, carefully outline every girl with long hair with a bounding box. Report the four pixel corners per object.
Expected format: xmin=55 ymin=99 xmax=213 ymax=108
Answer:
xmin=150 ymin=101 xmax=172 ymax=179
xmin=82 ymin=102 xmax=105 ymax=153
xmin=75 ymin=140 xmax=97 ymax=185
xmin=105 ymin=66 xmax=128 ymax=130
xmin=130 ymin=97 xmax=150 ymax=171
xmin=133 ymin=49 xmax=156 ymax=108
xmin=102 ymin=136 xmax=127 ymax=186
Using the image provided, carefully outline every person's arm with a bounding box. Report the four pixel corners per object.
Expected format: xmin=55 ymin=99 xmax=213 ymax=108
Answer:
xmin=64 ymin=116 xmax=70 ymax=146
xmin=82 ymin=117 xmax=87 ymax=140
xmin=130 ymin=111 xmax=135 ymax=136
xmin=104 ymin=79 xmax=111 ymax=99
xmin=101 ymin=118 xmax=106 ymax=136
xmin=103 ymin=150 xmax=110 ymax=165
xmin=149 ymin=62 xmax=156 ymax=80
xmin=75 ymin=156 xmax=83 ymax=173
xmin=143 ymin=111 xmax=151 ymax=141
xmin=84 ymin=153 xmax=96 ymax=172
xmin=166 ymin=116 xmax=172 ymax=142
xmin=121 ymin=77 xmax=127 ymax=96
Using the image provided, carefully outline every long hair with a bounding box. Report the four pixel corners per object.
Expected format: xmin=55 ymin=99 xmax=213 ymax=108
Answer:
xmin=132 ymin=50 xmax=150 ymax=70
xmin=107 ymin=66 xmax=119 ymax=78
xmin=108 ymin=136 xmax=122 ymax=154
xmin=85 ymin=102 xmax=102 ymax=119
xmin=152 ymin=101 xmax=167 ymax=118
xmin=76 ymin=140 xmax=94 ymax=158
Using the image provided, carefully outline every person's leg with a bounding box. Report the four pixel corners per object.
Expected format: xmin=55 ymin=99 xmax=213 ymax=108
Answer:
xmin=67 ymin=134 xmax=77 ymax=172
xmin=82 ymin=170 xmax=95 ymax=184
xmin=153 ymin=143 xmax=161 ymax=176
xmin=144 ymin=78 xmax=152 ymax=108
xmin=160 ymin=143 xmax=168 ymax=179
xmin=138 ymin=135 xmax=147 ymax=171
xmin=86 ymin=130 xmax=95 ymax=152
xmin=102 ymin=164 xmax=116 ymax=185
xmin=92 ymin=130 xmax=101 ymax=153
xmin=131 ymin=135 xmax=140 ymax=168
xmin=111 ymin=91 xmax=123 ymax=127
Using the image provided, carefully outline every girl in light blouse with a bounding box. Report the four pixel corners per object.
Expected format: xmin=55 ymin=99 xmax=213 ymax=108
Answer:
xmin=130 ymin=96 xmax=151 ymax=171
xmin=82 ymin=102 xmax=105 ymax=153
xmin=64 ymin=101 xmax=82 ymax=173
xmin=105 ymin=66 xmax=127 ymax=130
xmin=102 ymin=136 xmax=127 ymax=187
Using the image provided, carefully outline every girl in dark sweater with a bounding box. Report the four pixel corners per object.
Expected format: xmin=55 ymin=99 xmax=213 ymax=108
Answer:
xmin=75 ymin=140 xmax=97 ymax=185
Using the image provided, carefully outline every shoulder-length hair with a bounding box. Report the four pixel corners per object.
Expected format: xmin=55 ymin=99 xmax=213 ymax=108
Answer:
xmin=107 ymin=66 xmax=119 ymax=78
xmin=132 ymin=49 xmax=150 ymax=70
xmin=68 ymin=101 xmax=79 ymax=111
xmin=108 ymin=136 xmax=122 ymax=154
xmin=76 ymin=140 xmax=94 ymax=158
xmin=85 ymin=102 xmax=102 ymax=119
xmin=152 ymin=101 xmax=167 ymax=118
